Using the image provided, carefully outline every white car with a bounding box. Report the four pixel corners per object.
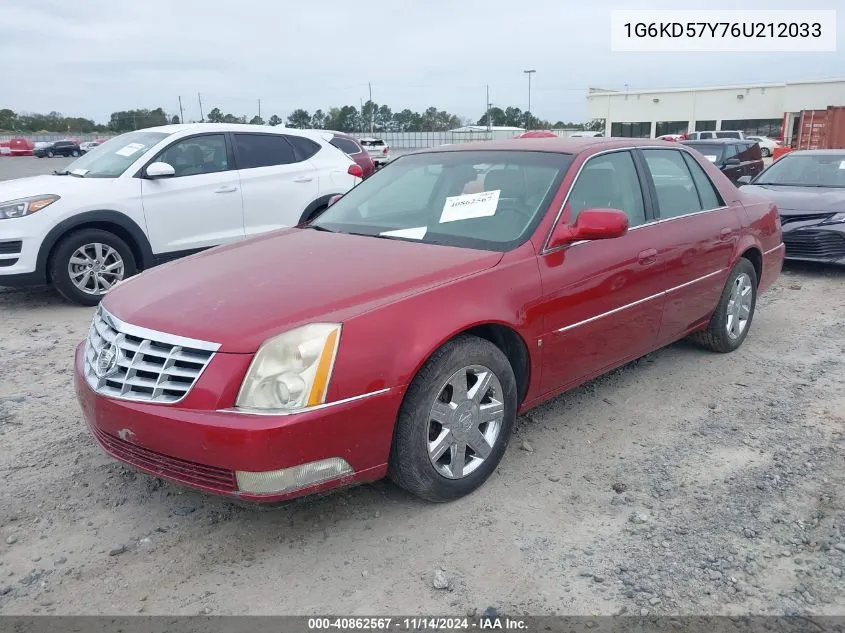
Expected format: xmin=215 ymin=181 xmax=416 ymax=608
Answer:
xmin=746 ymin=135 xmax=781 ymax=157
xmin=358 ymin=137 xmax=391 ymax=167
xmin=0 ymin=123 xmax=362 ymax=305
xmin=686 ymin=130 xmax=746 ymax=141
xmin=79 ymin=141 xmax=102 ymax=154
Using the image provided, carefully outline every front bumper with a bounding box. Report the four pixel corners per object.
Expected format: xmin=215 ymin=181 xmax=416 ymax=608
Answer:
xmin=782 ymin=223 xmax=845 ymax=265
xmin=74 ymin=344 xmax=402 ymax=502
xmin=0 ymin=220 xmax=47 ymax=280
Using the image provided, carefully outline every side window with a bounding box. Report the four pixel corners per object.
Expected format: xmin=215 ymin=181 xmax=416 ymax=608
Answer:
xmin=157 ymin=134 xmax=229 ymax=177
xmin=286 ymin=135 xmax=321 ymax=160
xmin=723 ymin=144 xmax=738 ymax=160
xmin=641 ymin=149 xmax=703 ymax=219
xmin=681 ymin=152 xmax=724 ymax=210
xmin=568 ymin=151 xmax=646 ymax=227
xmin=234 ymin=134 xmax=297 ymax=169
xmin=330 ymin=137 xmax=362 ymax=155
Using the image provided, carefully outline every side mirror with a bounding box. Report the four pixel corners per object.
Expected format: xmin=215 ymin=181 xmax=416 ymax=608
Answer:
xmin=736 ymin=175 xmax=752 ymax=185
xmin=328 ymin=194 xmax=343 ymax=207
xmin=725 ymin=157 xmax=741 ymax=166
xmin=146 ymin=162 xmax=175 ymax=179
xmin=548 ymin=208 xmax=629 ymax=249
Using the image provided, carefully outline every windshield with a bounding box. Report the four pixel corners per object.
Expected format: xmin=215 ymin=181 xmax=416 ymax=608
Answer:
xmin=755 ymin=153 xmax=845 ymax=187
xmin=62 ymin=130 xmax=170 ymax=178
xmin=683 ymin=143 xmax=724 ymax=163
xmin=312 ymin=150 xmax=572 ymax=251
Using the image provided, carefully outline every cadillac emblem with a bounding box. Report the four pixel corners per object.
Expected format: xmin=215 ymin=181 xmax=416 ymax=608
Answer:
xmin=95 ymin=343 xmax=120 ymax=378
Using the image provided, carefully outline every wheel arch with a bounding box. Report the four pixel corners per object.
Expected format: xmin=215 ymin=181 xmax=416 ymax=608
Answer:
xmin=38 ymin=211 xmax=153 ymax=283
xmin=298 ymin=194 xmax=341 ymax=225
xmin=739 ymin=245 xmax=763 ymax=287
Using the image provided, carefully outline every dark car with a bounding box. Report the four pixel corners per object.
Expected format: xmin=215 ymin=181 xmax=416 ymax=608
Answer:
xmin=33 ymin=140 xmax=82 ymax=158
xmin=739 ymin=150 xmax=845 ymax=264
xmin=681 ymin=139 xmax=764 ymax=185
xmin=327 ymin=132 xmax=375 ymax=178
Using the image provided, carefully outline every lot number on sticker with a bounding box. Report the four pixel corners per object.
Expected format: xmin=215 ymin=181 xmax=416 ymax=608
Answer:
xmin=115 ymin=143 xmax=146 ymax=157
xmin=440 ymin=190 xmax=500 ymax=223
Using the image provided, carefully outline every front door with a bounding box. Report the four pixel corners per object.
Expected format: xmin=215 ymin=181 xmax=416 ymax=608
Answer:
xmin=636 ymin=148 xmax=743 ymax=344
xmin=538 ymin=149 xmax=666 ymax=396
xmin=141 ymin=133 xmax=245 ymax=255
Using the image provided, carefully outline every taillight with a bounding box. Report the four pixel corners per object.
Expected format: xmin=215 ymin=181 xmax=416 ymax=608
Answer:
xmin=383 ymin=146 xmax=389 ymax=154
xmin=348 ymin=164 xmax=364 ymax=178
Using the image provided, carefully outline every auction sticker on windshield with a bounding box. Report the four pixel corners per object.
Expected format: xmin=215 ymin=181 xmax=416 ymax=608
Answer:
xmin=704 ymin=155 xmax=718 ymax=162
xmin=440 ymin=190 xmax=500 ymax=223
xmin=115 ymin=143 xmax=147 ymax=157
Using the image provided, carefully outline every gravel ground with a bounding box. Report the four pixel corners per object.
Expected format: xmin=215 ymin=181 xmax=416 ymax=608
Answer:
xmin=0 ymin=261 xmax=844 ymax=616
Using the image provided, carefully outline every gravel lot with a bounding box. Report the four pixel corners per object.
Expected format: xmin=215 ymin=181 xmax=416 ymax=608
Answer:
xmin=0 ymin=155 xmax=843 ymax=617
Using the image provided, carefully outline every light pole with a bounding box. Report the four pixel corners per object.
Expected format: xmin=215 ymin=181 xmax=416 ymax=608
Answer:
xmin=523 ymin=69 xmax=536 ymax=128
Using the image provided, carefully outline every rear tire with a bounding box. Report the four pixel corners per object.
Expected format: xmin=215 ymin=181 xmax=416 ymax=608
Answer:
xmin=71 ymin=150 xmax=80 ymax=157
xmin=688 ymin=258 xmax=757 ymax=353
xmin=389 ymin=335 xmax=518 ymax=502
xmin=47 ymin=151 xmax=54 ymax=158
xmin=761 ymin=148 xmax=771 ymax=157
xmin=49 ymin=229 xmax=137 ymax=307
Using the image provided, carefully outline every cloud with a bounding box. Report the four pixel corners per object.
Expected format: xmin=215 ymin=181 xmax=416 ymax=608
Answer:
xmin=1 ymin=0 xmax=842 ymax=123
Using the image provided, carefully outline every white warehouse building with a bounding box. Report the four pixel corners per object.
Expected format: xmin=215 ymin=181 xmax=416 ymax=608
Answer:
xmin=586 ymin=78 xmax=845 ymax=139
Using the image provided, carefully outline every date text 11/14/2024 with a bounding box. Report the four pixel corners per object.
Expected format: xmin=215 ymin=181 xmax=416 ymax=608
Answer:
xmin=307 ymin=617 xmax=529 ymax=630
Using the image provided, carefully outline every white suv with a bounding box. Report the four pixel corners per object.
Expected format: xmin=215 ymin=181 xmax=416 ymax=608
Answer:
xmin=0 ymin=124 xmax=362 ymax=305
xmin=358 ymin=137 xmax=391 ymax=168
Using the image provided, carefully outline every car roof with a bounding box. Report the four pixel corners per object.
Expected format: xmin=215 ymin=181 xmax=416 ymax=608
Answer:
xmin=409 ymin=136 xmax=682 ymax=155
xmin=139 ymin=123 xmax=332 ymax=142
xmin=358 ymin=137 xmax=383 ymax=141
xmin=681 ymin=138 xmax=744 ymax=144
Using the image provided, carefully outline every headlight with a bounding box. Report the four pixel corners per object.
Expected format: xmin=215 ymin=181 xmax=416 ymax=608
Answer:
xmin=0 ymin=195 xmax=60 ymax=220
xmin=235 ymin=323 xmax=342 ymax=411
xmin=825 ymin=212 xmax=845 ymax=224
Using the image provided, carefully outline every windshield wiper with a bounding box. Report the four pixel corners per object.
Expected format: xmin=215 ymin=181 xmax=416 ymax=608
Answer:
xmin=303 ymin=224 xmax=335 ymax=232
xmin=756 ymin=182 xmax=838 ymax=187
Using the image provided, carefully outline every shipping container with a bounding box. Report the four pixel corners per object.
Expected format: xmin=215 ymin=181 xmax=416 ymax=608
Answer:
xmin=794 ymin=106 xmax=845 ymax=150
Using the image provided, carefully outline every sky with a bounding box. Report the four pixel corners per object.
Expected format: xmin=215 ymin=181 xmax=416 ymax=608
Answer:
xmin=1 ymin=0 xmax=843 ymax=125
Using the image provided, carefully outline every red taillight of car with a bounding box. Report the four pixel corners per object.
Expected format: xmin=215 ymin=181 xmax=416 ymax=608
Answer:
xmin=383 ymin=146 xmax=389 ymax=154
xmin=348 ymin=164 xmax=364 ymax=178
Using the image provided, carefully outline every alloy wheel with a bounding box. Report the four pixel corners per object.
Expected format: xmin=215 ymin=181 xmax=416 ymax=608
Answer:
xmin=726 ymin=272 xmax=753 ymax=340
xmin=67 ymin=243 xmax=125 ymax=295
xmin=426 ymin=364 xmax=505 ymax=479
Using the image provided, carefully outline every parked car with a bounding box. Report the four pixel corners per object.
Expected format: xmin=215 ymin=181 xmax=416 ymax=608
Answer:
xmin=0 ymin=124 xmax=362 ymax=305
xmin=33 ymin=140 xmax=81 ymax=158
xmin=657 ymin=134 xmax=685 ymax=141
xmin=745 ymin=135 xmax=781 ymax=158
xmin=681 ymin=139 xmax=764 ymax=184
xmin=358 ymin=137 xmax=391 ymax=168
xmin=74 ymin=137 xmax=784 ymax=505
xmin=738 ymin=150 xmax=845 ymax=264
xmin=327 ymin=132 xmax=375 ymax=178
xmin=686 ymin=130 xmax=746 ymax=140
xmin=80 ymin=141 xmax=103 ymax=154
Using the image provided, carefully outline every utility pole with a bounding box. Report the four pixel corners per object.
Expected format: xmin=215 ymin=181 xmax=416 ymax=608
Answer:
xmin=258 ymin=98 xmax=261 ymax=120
xmin=368 ymin=82 xmax=374 ymax=133
xmin=198 ymin=93 xmax=204 ymax=122
xmin=486 ymin=84 xmax=491 ymax=134
xmin=523 ymin=69 xmax=536 ymax=128
xmin=178 ymin=96 xmax=184 ymax=123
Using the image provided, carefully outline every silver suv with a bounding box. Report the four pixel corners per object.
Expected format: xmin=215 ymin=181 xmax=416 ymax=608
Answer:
xmin=358 ymin=137 xmax=391 ymax=168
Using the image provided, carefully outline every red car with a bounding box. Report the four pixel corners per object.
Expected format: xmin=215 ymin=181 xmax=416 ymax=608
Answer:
xmin=328 ymin=132 xmax=376 ymax=179
xmin=75 ymin=138 xmax=785 ymax=504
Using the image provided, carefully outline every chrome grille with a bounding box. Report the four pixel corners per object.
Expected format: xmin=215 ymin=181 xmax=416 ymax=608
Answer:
xmin=84 ymin=306 xmax=220 ymax=404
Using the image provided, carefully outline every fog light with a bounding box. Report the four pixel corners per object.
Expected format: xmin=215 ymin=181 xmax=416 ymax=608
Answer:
xmin=236 ymin=457 xmax=353 ymax=495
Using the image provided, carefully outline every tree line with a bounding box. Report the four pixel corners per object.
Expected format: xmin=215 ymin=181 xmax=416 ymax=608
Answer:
xmin=1 ymin=102 xmax=602 ymax=135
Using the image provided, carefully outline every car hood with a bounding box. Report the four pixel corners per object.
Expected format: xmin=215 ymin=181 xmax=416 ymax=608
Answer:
xmin=740 ymin=184 xmax=845 ymax=214
xmin=0 ymin=174 xmax=115 ymax=201
xmin=102 ymin=228 xmax=504 ymax=353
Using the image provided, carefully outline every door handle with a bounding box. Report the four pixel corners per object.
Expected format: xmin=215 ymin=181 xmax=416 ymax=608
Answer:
xmin=214 ymin=185 xmax=238 ymax=193
xmin=719 ymin=227 xmax=733 ymax=241
xmin=637 ymin=248 xmax=658 ymax=265
xmin=292 ymin=176 xmax=313 ymax=183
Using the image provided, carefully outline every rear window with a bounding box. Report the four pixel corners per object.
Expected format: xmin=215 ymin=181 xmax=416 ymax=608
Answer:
xmin=286 ymin=135 xmax=321 ymax=160
xmin=234 ymin=133 xmax=297 ymax=169
xmin=682 ymin=143 xmax=725 ymax=163
xmin=360 ymin=139 xmax=386 ymax=147
xmin=331 ymin=137 xmax=362 ymax=155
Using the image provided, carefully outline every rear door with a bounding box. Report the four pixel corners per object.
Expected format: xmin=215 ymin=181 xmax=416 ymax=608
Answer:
xmin=739 ymin=142 xmax=764 ymax=179
xmin=637 ymin=148 xmax=742 ymax=345
xmin=233 ymin=132 xmax=319 ymax=234
xmin=141 ymin=133 xmax=245 ymax=255
xmin=537 ymin=149 xmax=666 ymax=395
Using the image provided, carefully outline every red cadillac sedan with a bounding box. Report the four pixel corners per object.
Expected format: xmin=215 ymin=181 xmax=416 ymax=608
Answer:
xmin=74 ymin=137 xmax=785 ymax=504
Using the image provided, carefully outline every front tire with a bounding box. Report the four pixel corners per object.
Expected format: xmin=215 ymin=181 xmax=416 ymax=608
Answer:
xmin=47 ymin=151 xmax=54 ymax=158
xmin=689 ymin=258 xmax=758 ymax=353
xmin=389 ymin=335 xmax=518 ymax=502
xmin=71 ymin=150 xmax=80 ymax=157
xmin=49 ymin=229 xmax=137 ymax=307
